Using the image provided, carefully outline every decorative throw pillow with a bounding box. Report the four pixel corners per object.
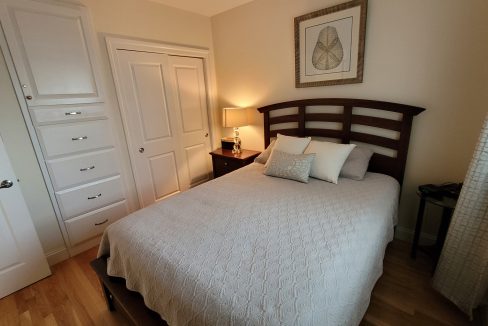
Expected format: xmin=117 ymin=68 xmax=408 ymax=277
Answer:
xmin=264 ymin=150 xmax=315 ymax=183
xmin=304 ymin=140 xmax=356 ymax=184
xmin=340 ymin=146 xmax=374 ymax=180
xmin=254 ymin=139 xmax=276 ymax=164
xmin=264 ymin=134 xmax=312 ymax=167
xmin=273 ymin=133 xmax=312 ymax=154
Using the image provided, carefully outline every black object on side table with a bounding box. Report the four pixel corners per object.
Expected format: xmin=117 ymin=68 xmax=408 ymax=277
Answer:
xmin=410 ymin=183 xmax=461 ymax=268
xmin=209 ymin=148 xmax=260 ymax=178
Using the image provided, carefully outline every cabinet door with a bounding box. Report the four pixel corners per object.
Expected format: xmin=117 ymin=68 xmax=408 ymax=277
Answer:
xmin=0 ymin=0 xmax=103 ymax=106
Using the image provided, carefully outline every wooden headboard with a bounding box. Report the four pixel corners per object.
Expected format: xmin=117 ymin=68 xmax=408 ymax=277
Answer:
xmin=257 ymin=98 xmax=425 ymax=184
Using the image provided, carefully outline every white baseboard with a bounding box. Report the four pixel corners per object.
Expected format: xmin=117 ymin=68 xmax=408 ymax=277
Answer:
xmin=67 ymin=236 xmax=101 ymax=257
xmin=45 ymin=247 xmax=69 ymax=266
xmin=395 ymin=226 xmax=437 ymax=244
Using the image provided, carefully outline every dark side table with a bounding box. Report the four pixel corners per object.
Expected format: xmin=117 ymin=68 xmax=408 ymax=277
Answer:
xmin=410 ymin=188 xmax=458 ymax=267
xmin=209 ymin=148 xmax=260 ymax=178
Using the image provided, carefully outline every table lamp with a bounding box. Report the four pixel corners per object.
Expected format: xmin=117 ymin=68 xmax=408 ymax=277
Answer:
xmin=222 ymin=107 xmax=248 ymax=154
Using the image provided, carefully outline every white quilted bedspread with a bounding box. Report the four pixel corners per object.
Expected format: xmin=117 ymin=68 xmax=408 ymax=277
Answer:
xmin=98 ymin=163 xmax=399 ymax=326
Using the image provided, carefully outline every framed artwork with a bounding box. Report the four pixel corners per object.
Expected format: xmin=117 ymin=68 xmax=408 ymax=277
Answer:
xmin=294 ymin=0 xmax=367 ymax=88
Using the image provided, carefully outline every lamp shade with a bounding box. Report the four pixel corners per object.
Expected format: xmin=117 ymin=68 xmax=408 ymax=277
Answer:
xmin=222 ymin=107 xmax=248 ymax=128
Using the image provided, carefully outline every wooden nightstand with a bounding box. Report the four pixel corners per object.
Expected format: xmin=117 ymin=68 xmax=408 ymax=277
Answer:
xmin=209 ymin=148 xmax=260 ymax=178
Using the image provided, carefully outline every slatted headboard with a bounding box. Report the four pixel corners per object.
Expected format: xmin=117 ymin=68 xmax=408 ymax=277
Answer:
xmin=257 ymin=98 xmax=425 ymax=184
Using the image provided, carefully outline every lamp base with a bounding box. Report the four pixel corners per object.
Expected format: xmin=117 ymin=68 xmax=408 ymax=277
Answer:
xmin=232 ymin=127 xmax=241 ymax=154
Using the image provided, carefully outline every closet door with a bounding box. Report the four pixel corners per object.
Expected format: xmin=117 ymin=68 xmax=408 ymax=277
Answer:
xmin=166 ymin=56 xmax=212 ymax=187
xmin=0 ymin=0 xmax=103 ymax=105
xmin=114 ymin=51 xmax=212 ymax=207
xmin=116 ymin=51 xmax=189 ymax=207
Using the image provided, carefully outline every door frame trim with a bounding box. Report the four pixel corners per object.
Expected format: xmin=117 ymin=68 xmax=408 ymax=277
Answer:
xmin=105 ymin=36 xmax=219 ymax=206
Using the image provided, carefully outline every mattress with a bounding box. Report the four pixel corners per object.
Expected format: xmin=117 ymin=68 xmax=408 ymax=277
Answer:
xmin=98 ymin=163 xmax=399 ymax=326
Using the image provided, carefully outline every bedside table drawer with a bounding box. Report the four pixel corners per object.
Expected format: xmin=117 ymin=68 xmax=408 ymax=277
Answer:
xmin=210 ymin=148 xmax=261 ymax=178
xmin=213 ymin=156 xmax=243 ymax=177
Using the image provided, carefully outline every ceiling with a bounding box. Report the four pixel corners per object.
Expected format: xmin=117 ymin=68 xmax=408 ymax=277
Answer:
xmin=148 ymin=0 xmax=255 ymax=17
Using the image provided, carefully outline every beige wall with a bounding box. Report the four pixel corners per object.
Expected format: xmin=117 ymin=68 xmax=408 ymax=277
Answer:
xmin=0 ymin=0 xmax=215 ymax=258
xmin=212 ymin=0 xmax=488 ymax=238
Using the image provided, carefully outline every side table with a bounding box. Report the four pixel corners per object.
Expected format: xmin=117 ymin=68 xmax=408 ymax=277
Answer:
xmin=410 ymin=188 xmax=458 ymax=268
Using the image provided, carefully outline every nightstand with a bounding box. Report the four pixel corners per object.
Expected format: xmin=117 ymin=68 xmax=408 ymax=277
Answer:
xmin=209 ymin=148 xmax=260 ymax=178
xmin=410 ymin=185 xmax=459 ymax=269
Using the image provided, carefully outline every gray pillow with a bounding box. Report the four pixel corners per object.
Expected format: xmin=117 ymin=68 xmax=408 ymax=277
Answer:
xmin=264 ymin=150 xmax=315 ymax=183
xmin=254 ymin=139 xmax=275 ymax=164
xmin=340 ymin=146 xmax=374 ymax=180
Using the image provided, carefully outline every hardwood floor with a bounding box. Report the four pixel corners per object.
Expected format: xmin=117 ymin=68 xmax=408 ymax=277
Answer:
xmin=0 ymin=240 xmax=473 ymax=326
xmin=0 ymin=248 xmax=127 ymax=326
xmin=361 ymin=240 xmax=473 ymax=326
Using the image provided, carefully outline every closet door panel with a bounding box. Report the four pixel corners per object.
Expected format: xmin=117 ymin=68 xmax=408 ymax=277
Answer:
xmin=115 ymin=50 xmax=188 ymax=207
xmin=0 ymin=0 xmax=103 ymax=105
xmin=167 ymin=56 xmax=212 ymax=187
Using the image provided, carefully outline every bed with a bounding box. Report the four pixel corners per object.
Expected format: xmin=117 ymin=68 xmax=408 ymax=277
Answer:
xmin=92 ymin=98 xmax=425 ymax=326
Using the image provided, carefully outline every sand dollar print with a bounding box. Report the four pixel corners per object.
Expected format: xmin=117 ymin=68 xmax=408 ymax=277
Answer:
xmin=312 ymin=26 xmax=344 ymax=70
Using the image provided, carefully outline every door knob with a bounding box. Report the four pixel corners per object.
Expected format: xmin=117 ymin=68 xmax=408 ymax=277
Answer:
xmin=139 ymin=147 xmax=145 ymax=153
xmin=0 ymin=180 xmax=13 ymax=189
xmin=25 ymin=95 xmax=32 ymax=100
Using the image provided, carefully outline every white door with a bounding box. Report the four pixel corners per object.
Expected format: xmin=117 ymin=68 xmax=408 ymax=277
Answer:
xmin=0 ymin=0 xmax=103 ymax=106
xmin=166 ymin=56 xmax=212 ymax=187
xmin=0 ymin=135 xmax=51 ymax=299
xmin=115 ymin=51 xmax=211 ymax=207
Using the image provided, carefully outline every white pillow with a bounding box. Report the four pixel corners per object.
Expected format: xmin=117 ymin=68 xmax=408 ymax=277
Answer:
xmin=304 ymin=140 xmax=356 ymax=184
xmin=254 ymin=139 xmax=275 ymax=164
xmin=273 ymin=134 xmax=311 ymax=154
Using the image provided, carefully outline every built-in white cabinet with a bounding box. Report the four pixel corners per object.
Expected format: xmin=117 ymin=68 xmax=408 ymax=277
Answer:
xmin=0 ymin=0 xmax=128 ymax=256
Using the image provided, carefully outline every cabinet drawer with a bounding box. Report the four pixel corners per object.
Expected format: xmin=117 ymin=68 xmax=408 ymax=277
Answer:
xmin=30 ymin=104 xmax=106 ymax=125
xmin=47 ymin=149 xmax=119 ymax=190
xmin=38 ymin=120 xmax=112 ymax=158
xmin=65 ymin=200 xmax=128 ymax=246
xmin=212 ymin=156 xmax=244 ymax=177
xmin=56 ymin=175 xmax=124 ymax=220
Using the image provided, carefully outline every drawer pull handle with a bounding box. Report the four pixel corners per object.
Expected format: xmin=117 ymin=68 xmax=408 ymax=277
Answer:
xmin=94 ymin=219 xmax=108 ymax=226
xmin=224 ymin=162 xmax=228 ymax=166
xmin=65 ymin=111 xmax=82 ymax=116
xmin=72 ymin=136 xmax=88 ymax=141
xmin=88 ymin=193 xmax=102 ymax=200
xmin=80 ymin=166 xmax=95 ymax=172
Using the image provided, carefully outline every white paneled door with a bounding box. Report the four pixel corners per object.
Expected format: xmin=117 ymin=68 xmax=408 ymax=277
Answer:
xmin=0 ymin=135 xmax=51 ymax=299
xmin=166 ymin=56 xmax=212 ymax=187
xmin=115 ymin=51 xmax=211 ymax=207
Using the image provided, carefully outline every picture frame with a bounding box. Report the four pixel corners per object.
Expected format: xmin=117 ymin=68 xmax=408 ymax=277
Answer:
xmin=294 ymin=0 xmax=367 ymax=88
